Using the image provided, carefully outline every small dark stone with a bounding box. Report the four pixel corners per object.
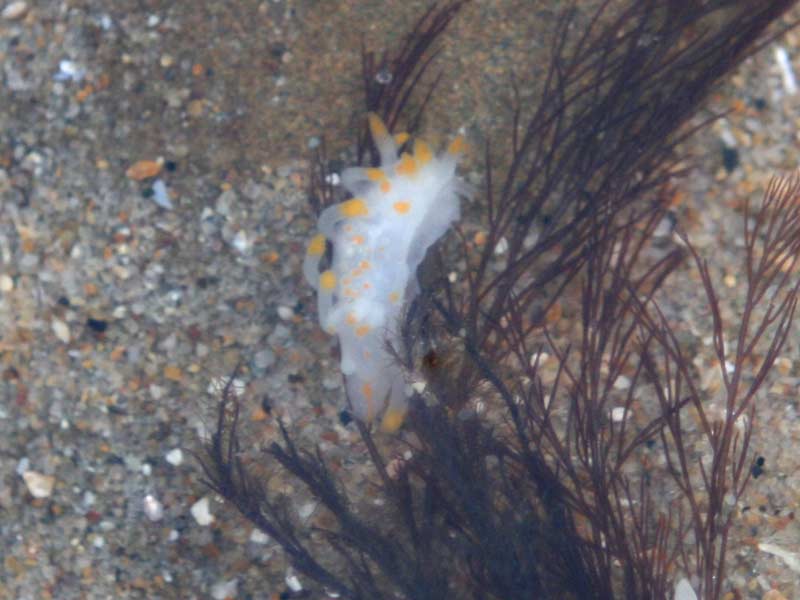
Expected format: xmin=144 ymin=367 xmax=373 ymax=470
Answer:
xmin=165 ymin=160 xmax=177 ymax=172
xmin=753 ymin=97 xmax=767 ymax=110
xmin=288 ymin=373 xmax=305 ymax=384
xmin=756 ymin=456 xmax=765 ymax=467
xmin=339 ymin=410 xmax=352 ymax=426
xmin=751 ymin=464 xmax=763 ymax=478
xmin=86 ymin=317 xmax=108 ymax=332
xmin=196 ymin=276 xmax=219 ymax=289
xmin=141 ymin=187 xmax=154 ymax=198
xmin=261 ymin=396 xmax=272 ymax=414
xmin=721 ymin=146 xmax=739 ymax=173
xmin=57 ymin=296 xmax=71 ymax=307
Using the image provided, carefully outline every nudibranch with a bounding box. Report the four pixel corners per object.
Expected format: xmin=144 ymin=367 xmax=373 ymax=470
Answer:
xmin=304 ymin=113 xmax=468 ymax=432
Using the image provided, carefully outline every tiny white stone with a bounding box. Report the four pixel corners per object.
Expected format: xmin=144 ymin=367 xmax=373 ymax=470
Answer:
xmin=55 ymin=59 xmax=84 ymax=82
xmin=249 ymin=528 xmax=270 ymax=544
xmin=22 ymin=470 xmax=55 ymax=498
xmin=759 ymin=542 xmax=800 ymax=574
xmin=277 ymin=305 xmax=294 ymax=321
xmin=613 ymin=375 xmax=631 ymax=390
xmin=674 ymin=578 xmax=698 ymax=600
xmin=151 ymin=179 xmax=173 ymax=210
xmin=143 ymin=494 xmax=164 ymax=521
xmin=231 ymin=230 xmax=249 ymax=253
xmin=168 ymin=529 xmax=179 ymax=542
xmin=285 ymin=574 xmax=302 ymax=592
xmin=15 ymin=457 xmax=29 ymax=476
xmin=52 ymin=319 xmax=70 ymax=343
xmin=298 ymin=502 xmax=315 ymax=519
xmin=141 ymin=463 xmax=152 ymax=476
xmin=190 ymin=496 xmax=214 ymax=526
xmin=165 ymin=448 xmax=183 ymax=466
xmin=611 ymin=407 xmax=626 ymax=423
xmin=494 ymin=236 xmax=509 ymax=255
xmin=411 ymin=380 xmax=427 ymax=394
xmin=0 ymin=274 xmax=13 ymax=291
xmin=1 ymin=1 xmax=28 ymax=20
xmin=774 ymin=46 xmax=798 ymax=95
xmin=211 ymin=578 xmax=237 ymax=600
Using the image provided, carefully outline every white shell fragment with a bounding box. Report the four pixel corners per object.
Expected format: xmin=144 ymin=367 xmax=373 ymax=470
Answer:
xmin=774 ymin=46 xmax=798 ymax=95
xmin=190 ymin=496 xmax=214 ymax=526
xmin=143 ymin=494 xmax=164 ymax=521
xmin=165 ymin=448 xmax=183 ymax=466
xmin=22 ymin=470 xmax=55 ymax=498
xmin=52 ymin=319 xmax=70 ymax=343
xmin=2 ymin=2 xmax=28 ymax=20
xmin=151 ymin=179 xmax=173 ymax=209
xmin=285 ymin=574 xmax=303 ymax=592
xmin=759 ymin=542 xmax=800 ymax=574
xmin=674 ymin=578 xmax=698 ymax=600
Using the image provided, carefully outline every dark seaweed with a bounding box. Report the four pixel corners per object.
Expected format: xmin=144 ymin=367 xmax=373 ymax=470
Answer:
xmin=198 ymin=1 xmax=800 ymax=598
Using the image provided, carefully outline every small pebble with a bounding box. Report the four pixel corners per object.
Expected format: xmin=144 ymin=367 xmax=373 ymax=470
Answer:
xmin=613 ymin=376 xmax=631 ymax=390
xmin=22 ymin=470 xmax=55 ymax=498
xmin=254 ymin=348 xmax=275 ymax=370
xmin=190 ymin=496 xmax=214 ymax=526
xmin=0 ymin=274 xmax=13 ymax=291
xmin=611 ymin=407 xmax=626 ymax=422
xmin=249 ymin=529 xmax=269 ymax=544
xmin=143 ymin=494 xmax=164 ymax=521
xmin=165 ymin=448 xmax=183 ymax=466
xmin=126 ymin=159 xmax=162 ymax=181
xmin=231 ymin=230 xmax=249 ymax=253
xmin=211 ymin=579 xmax=237 ymax=600
xmin=1 ymin=1 xmax=28 ymax=20
xmin=52 ymin=319 xmax=70 ymax=343
xmin=285 ymin=574 xmax=302 ymax=592
xmin=277 ymin=305 xmax=294 ymax=321
xmin=151 ymin=179 xmax=173 ymax=209
xmin=298 ymin=502 xmax=315 ymax=519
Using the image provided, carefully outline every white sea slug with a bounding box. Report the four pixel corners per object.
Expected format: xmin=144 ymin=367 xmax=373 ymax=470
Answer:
xmin=304 ymin=113 xmax=468 ymax=432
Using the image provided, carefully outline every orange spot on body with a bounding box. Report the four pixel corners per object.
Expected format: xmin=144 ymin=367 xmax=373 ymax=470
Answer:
xmin=389 ymin=291 xmax=400 ymax=303
xmin=393 ymin=201 xmax=411 ymax=214
xmin=351 ymin=234 xmax=365 ymax=245
xmin=414 ymin=139 xmax=432 ymax=165
xmin=307 ymin=233 xmax=326 ymax=256
xmin=381 ymin=408 xmax=406 ymax=433
xmin=380 ymin=180 xmax=391 ymax=193
xmin=396 ymin=153 xmax=417 ymax=177
xmin=320 ymin=270 xmax=336 ymax=291
xmin=365 ymin=168 xmax=385 ymax=181
xmin=448 ymin=135 xmax=467 ymax=155
xmin=355 ymin=325 xmax=370 ymax=337
xmin=368 ymin=113 xmax=389 ymax=141
xmin=394 ymin=132 xmax=410 ymax=145
xmin=340 ymin=198 xmax=368 ymax=217
xmin=362 ymin=382 xmax=375 ymax=420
